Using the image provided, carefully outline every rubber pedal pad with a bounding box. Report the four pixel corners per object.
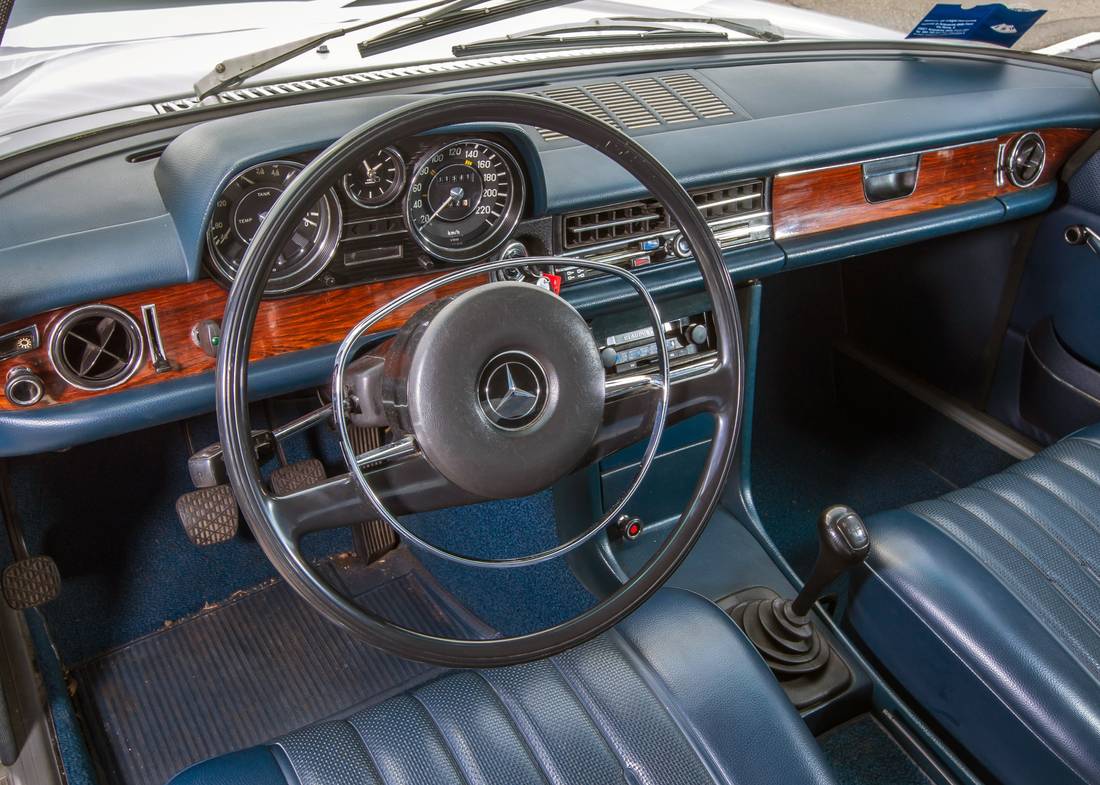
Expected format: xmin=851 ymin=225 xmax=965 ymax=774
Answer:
xmin=2 ymin=555 xmax=61 ymax=609
xmin=269 ymin=459 xmax=326 ymax=496
xmin=175 ymin=484 xmax=239 ymax=546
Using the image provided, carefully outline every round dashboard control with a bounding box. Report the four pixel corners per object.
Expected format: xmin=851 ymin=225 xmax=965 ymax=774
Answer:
xmin=342 ymin=146 xmax=406 ymax=208
xmin=5 ymin=366 xmax=44 ymax=407
xmin=405 ymin=139 xmax=525 ymax=263
xmin=206 ymin=160 xmax=342 ymax=294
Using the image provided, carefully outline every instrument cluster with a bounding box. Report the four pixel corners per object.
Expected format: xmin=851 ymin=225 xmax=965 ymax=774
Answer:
xmin=203 ymin=135 xmax=527 ymax=295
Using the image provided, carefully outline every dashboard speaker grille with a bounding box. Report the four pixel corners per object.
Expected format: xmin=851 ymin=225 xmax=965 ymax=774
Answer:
xmin=536 ymin=72 xmax=734 ymax=142
xmin=49 ymin=305 xmax=144 ymax=391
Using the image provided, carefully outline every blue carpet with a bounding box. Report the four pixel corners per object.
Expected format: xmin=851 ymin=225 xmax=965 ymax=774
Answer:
xmin=401 ymin=491 xmax=596 ymax=635
xmin=752 ymin=356 xmax=1015 ymax=582
xmin=4 ymin=407 xmax=350 ymax=666
xmin=819 ymin=715 xmax=931 ymax=785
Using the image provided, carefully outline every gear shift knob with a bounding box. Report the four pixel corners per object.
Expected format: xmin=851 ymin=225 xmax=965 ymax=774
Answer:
xmin=791 ymin=505 xmax=870 ymax=617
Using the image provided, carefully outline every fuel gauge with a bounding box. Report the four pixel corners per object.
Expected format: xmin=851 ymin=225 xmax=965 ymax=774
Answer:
xmin=342 ymin=147 xmax=406 ymax=209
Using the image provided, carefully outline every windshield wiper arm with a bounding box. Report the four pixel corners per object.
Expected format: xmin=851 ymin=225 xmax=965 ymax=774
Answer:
xmin=452 ymin=15 xmax=783 ymax=56
xmin=194 ymin=0 xmax=567 ymax=101
xmin=452 ymin=20 xmax=729 ymax=56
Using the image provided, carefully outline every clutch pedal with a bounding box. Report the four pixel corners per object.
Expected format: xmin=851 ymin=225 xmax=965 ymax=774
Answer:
xmin=175 ymin=485 xmax=238 ymax=546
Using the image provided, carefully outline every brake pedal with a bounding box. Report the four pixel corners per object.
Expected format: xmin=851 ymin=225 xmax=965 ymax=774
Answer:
xmin=176 ymin=485 xmax=238 ymax=546
xmin=270 ymin=459 xmax=326 ymax=496
xmin=2 ymin=556 xmax=60 ymax=610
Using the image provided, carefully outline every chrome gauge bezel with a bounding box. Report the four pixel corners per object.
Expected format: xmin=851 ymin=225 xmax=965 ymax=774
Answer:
xmin=205 ymin=160 xmax=343 ymax=295
xmin=404 ymin=138 xmax=526 ymax=263
xmin=341 ymin=146 xmax=407 ymax=209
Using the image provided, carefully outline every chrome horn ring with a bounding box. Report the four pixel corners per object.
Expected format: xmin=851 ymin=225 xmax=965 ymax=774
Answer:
xmin=330 ymin=256 xmax=670 ymax=569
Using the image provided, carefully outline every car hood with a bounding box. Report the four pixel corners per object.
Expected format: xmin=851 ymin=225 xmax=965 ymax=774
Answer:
xmin=0 ymin=0 xmax=897 ymax=143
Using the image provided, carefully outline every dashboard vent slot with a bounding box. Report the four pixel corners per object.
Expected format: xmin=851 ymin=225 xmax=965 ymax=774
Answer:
xmin=692 ymin=181 xmax=764 ymax=221
xmin=536 ymin=73 xmax=734 ymax=142
xmin=49 ymin=305 xmax=144 ymax=391
xmin=564 ymin=201 xmax=668 ymax=249
xmin=561 ymin=178 xmax=769 ymax=257
xmin=1006 ymin=132 xmax=1046 ymax=188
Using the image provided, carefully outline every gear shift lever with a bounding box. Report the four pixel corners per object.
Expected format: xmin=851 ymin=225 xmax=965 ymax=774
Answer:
xmin=792 ymin=505 xmax=870 ymax=616
xmin=726 ymin=505 xmax=870 ymax=709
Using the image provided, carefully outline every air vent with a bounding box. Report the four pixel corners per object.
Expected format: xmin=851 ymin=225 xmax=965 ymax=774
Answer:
xmin=564 ymin=201 xmax=669 ymax=249
xmin=1006 ymin=132 xmax=1046 ymax=188
xmin=49 ymin=305 xmax=144 ymax=391
xmin=692 ymin=181 xmax=764 ymax=221
xmin=536 ymin=73 xmax=734 ymax=142
xmin=563 ymin=180 xmax=765 ymax=251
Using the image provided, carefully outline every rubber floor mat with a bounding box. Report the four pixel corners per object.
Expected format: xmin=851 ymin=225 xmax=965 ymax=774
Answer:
xmin=69 ymin=548 xmax=493 ymax=785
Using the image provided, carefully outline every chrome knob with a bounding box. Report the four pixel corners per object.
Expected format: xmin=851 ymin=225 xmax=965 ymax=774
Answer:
xmin=5 ymin=366 xmax=44 ymax=407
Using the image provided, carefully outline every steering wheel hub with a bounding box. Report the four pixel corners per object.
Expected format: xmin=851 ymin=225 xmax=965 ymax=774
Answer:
xmin=383 ymin=281 xmax=604 ymax=500
xmin=478 ymin=350 xmax=547 ymax=429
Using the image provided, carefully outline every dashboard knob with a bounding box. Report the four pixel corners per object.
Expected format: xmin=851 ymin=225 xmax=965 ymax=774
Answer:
xmin=192 ymin=319 xmax=222 ymax=358
xmin=686 ymin=323 xmax=709 ymax=346
xmin=5 ymin=366 xmax=44 ymax=407
xmin=600 ymin=346 xmax=619 ymax=369
xmin=498 ymin=240 xmax=528 ymax=260
xmin=673 ymin=233 xmax=692 ymax=258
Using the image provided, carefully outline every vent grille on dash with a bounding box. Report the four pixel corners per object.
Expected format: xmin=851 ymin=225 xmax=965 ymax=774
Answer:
xmin=535 ymin=73 xmax=734 ymax=142
xmin=563 ymin=181 xmax=765 ymax=251
xmin=564 ymin=201 xmax=669 ymax=249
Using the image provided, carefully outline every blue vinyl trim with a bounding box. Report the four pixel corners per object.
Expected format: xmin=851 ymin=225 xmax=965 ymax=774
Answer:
xmin=0 ymin=344 xmax=337 ymax=457
xmin=999 ymin=182 xmax=1058 ymax=220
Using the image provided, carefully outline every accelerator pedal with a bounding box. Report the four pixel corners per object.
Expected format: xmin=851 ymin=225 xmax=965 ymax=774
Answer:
xmin=350 ymin=426 xmax=399 ymax=562
xmin=2 ymin=555 xmax=60 ymax=610
xmin=176 ymin=485 xmax=238 ymax=546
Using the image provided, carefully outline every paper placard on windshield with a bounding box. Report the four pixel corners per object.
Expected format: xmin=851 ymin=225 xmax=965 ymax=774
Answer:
xmin=907 ymin=4 xmax=1046 ymax=47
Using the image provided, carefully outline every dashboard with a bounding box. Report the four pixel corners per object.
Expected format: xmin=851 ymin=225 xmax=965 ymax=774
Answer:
xmin=0 ymin=52 xmax=1098 ymax=455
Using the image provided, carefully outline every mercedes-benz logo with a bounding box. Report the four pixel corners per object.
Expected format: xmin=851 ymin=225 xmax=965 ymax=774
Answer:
xmin=478 ymin=351 xmax=548 ymax=430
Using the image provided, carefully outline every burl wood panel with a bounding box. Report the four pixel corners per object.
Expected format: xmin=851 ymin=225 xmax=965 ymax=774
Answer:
xmin=0 ymin=272 xmax=485 ymax=411
xmin=772 ymin=128 xmax=1092 ymax=240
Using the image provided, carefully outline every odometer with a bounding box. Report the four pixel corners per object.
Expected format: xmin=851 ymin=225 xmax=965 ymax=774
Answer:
xmin=405 ymin=139 xmax=524 ymax=263
xmin=206 ymin=160 xmax=342 ymax=294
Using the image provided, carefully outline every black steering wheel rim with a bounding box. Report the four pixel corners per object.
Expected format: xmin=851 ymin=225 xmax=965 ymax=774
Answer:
xmin=216 ymin=92 xmax=744 ymax=668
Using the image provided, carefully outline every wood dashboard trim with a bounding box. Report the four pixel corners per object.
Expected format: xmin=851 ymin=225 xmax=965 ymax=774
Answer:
xmin=0 ymin=273 xmax=485 ymax=412
xmin=772 ymin=128 xmax=1092 ymax=240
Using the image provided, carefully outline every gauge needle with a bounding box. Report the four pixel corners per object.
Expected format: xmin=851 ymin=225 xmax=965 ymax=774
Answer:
xmin=421 ymin=188 xmax=462 ymax=228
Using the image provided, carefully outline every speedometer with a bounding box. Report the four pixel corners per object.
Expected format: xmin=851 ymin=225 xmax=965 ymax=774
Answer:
xmin=205 ymin=160 xmax=342 ymax=294
xmin=405 ymin=139 xmax=525 ymax=263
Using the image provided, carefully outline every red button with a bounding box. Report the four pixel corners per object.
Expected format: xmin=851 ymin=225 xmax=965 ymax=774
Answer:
xmin=631 ymin=255 xmax=652 ymax=268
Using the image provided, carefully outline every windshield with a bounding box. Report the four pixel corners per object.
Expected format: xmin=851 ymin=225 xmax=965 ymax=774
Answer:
xmin=0 ymin=1 xmax=1096 ymax=142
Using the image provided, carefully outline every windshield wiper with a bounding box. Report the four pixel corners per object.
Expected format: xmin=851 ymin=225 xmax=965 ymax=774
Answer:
xmin=452 ymin=15 xmax=784 ymax=57
xmin=194 ymin=0 xmax=569 ymax=101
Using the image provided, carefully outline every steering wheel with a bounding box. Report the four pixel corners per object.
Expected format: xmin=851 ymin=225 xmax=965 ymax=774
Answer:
xmin=216 ymin=93 xmax=744 ymax=668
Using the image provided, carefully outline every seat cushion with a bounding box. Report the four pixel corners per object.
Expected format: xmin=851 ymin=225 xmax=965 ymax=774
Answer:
xmin=170 ymin=588 xmax=836 ymax=785
xmin=849 ymin=424 xmax=1100 ymax=785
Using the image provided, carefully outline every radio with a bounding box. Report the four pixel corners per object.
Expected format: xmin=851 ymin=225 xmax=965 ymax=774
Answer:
xmin=598 ymin=312 xmax=715 ymax=375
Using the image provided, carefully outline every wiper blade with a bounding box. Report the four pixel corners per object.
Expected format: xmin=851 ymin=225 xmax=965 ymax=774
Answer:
xmin=452 ymin=15 xmax=783 ymax=57
xmin=354 ymin=0 xmax=570 ymax=59
xmin=194 ymin=0 xmax=567 ymax=101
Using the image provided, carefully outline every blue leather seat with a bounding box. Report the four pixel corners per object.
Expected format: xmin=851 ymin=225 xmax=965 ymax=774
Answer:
xmin=169 ymin=588 xmax=836 ymax=785
xmin=849 ymin=424 xmax=1100 ymax=785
